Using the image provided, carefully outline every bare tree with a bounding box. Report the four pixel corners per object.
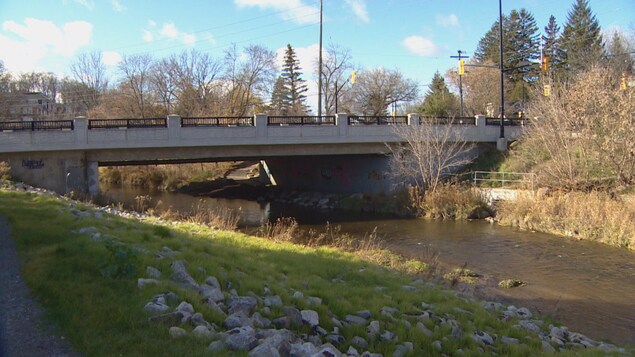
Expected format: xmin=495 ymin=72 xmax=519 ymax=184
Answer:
xmin=70 ymin=51 xmax=108 ymax=110
xmin=118 ymin=54 xmax=154 ymax=118
xmin=222 ymin=44 xmax=277 ymax=116
xmin=151 ymin=57 xmax=179 ymax=114
xmin=319 ymin=44 xmax=354 ymax=114
xmin=388 ymin=118 xmax=475 ymax=194
xmin=350 ymin=67 xmax=418 ymax=115
xmin=445 ymin=60 xmax=509 ymax=116
xmin=173 ymin=49 xmax=223 ymax=116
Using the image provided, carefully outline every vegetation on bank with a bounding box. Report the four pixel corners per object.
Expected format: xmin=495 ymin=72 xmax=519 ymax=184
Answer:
xmin=2 ymin=187 xmax=626 ymax=356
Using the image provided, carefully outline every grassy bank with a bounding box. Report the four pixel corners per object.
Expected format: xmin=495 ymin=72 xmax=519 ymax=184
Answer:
xmin=0 ymin=187 xmax=627 ymax=356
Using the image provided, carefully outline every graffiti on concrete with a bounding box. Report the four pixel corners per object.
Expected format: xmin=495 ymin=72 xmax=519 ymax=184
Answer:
xmin=22 ymin=159 xmax=44 ymax=169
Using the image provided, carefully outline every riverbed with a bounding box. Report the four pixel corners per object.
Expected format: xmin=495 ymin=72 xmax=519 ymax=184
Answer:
xmin=99 ymin=184 xmax=635 ymax=346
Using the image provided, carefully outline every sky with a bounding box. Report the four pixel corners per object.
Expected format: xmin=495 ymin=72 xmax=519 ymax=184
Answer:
xmin=0 ymin=0 xmax=633 ymax=109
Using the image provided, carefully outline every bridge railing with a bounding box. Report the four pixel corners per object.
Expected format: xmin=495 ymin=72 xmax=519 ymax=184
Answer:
xmin=420 ymin=117 xmax=476 ymax=125
xmin=88 ymin=118 xmax=168 ymax=129
xmin=485 ymin=117 xmax=528 ymax=126
xmin=472 ymin=171 xmax=536 ymax=190
xmin=0 ymin=120 xmax=74 ymax=131
xmin=267 ymin=115 xmax=336 ymax=125
xmin=348 ymin=115 xmax=408 ymax=125
xmin=181 ymin=116 xmax=253 ymax=127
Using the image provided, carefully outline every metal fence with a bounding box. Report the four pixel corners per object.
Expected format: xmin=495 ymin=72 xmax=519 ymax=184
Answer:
xmin=267 ymin=116 xmax=336 ymax=125
xmin=420 ymin=117 xmax=476 ymax=125
xmin=0 ymin=120 xmax=74 ymax=131
xmin=348 ymin=115 xmax=408 ymax=125
xmin=88 ymin=118 xmax=167 ymax=129
xmin=472 ymin=171 xmax=536 ymax=190
xmin=181 ymin=116 xmax=253 ymax=127
xmin=485 ymin=117 xmax=527 ymax=126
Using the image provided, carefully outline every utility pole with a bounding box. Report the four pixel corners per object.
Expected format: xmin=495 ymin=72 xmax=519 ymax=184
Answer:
xmin=498 ymin=0 xmax=506 ymax=143
xmin=317 ymin=0 xmax=323 ymax=117
xmin=450 ymin=50 xmax=468 ymax=117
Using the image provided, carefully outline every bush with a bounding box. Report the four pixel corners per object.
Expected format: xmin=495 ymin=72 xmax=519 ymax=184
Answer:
xmin=418 ymin=183 xmax=490 ymax=220
xmin=0 ymin=161 xmax=11 ymax=180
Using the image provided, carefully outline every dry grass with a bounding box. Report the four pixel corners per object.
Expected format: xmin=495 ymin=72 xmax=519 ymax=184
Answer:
xmin=497 ymin=190 xmax=635 ymax=249
xmin=419 ymin=183 xmax=490 ymax=220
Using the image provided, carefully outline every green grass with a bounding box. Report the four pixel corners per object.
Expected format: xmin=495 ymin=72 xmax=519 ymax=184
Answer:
xmin=0 ymin=189 xmax=627 ymax=356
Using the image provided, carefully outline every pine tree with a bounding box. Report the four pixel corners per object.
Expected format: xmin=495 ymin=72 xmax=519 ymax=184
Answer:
xmin=560 ymin=0 xmax=603 ymax=75
xmin=419 ymin=71 xmax=457 ymax=117
xmin=542 ymin=15 xmax=566 ymax=79
xmin=270 ymin=76 xmax=287 ymax=115
xmin=280 ymin=44 xmax=309 ymax=115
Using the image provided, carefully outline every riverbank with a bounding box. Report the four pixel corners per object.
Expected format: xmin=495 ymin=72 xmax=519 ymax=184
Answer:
xmin=0 ymin=181 xmax=628 ymax=356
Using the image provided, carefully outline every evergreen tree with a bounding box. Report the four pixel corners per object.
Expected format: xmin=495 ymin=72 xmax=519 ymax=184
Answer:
xmin=542 ymin=15 xmax=566 ymax=79
xmin=280 ymin=44 xmax=309 ymax=115
xmin=560 ymin=0 xmax=603 ymax=75
xmin=474 ymin=20 xmax=500 ymax=63
xmin=270 ymin=76 xmax=287 ymax=115
xmin=605 ymin=31 xmax=634 ymax=78
xmin=419 ymin=71 xmax=457 ymax=117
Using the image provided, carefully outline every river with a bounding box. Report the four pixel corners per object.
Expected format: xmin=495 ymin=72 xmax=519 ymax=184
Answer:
xmin=99 ymin=184 xmax=635 ymax=346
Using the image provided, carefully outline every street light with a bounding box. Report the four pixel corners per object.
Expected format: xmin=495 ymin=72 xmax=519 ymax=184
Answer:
xmin=498 ymin=0 xmax=505 ymax=145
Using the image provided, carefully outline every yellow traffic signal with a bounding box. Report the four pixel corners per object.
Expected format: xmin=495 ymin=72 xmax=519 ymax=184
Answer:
xmin=541 ymin=56 xmax=549 ymax=73
xmin=458 ymin=59 xmax=465 ymax=76
xmin=543 ymin=84 xmax=551 ymax=97
xmin=351 ymin=70 xmax=357 ymax=84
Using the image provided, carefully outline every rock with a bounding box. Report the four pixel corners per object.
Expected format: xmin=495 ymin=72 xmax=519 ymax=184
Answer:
xmin=176 ymin=301 xmax=194 ymax=314
xmin=272 ymin=316 xmax=291 ymax=329
xmin=143 ymin=301 xmax=169 ymax=315
xmin=541 ymin=340 xmax=556 ymax=352
xmin=306 ymin=296 xmax=322 ymax=305
xmin=331 ymin=317 xmax=342 ymax=328
xmin=346 ymin=315 xmax=368 ymax=326
xmin=227 ymin=296 xmax=258 ymax=316
xmin=481 ymin=301 xmax=504 ymax=311
xmin=249 ymin=343 xmax=280 ymax=357
xmin=393 ymin=342 xmax=414 ymax=357
xmin=200 ymin=284 xmax=224 ymax=303
xmin=146 ymin=266 xmax=161 ymax=278
xmin=251 ymin=312 xmax=271 ymax=329
xmin=501 ymin=336 xmax=519 ymax=345
xmin=205 ymin=276 xmax=221 ymax=289
xmin=361 ymin=353 xmax=382 ymax=357
xmin=264 ymin=295 xmax=283 ymax=307
xmin=416 ymin=322 xmax=433 ymax=337
xmin=205 ymin=299 xmax=227 ymax=318
xmin=325 ymin=334 xmax=345 ymax=346
xmin=356 ymin=310 xmax=372 ymax=319
xmin=170 ymin=260 xmax=199 ymax=290
xmin=137 ymin=278 xmax=160 ymax=288
xmin=380 ymin=330 xmax=395 ymax=341
xmin=77 ymin=226 xmax=98 ymax=235
xmin=367 ymin=320 xmax=380 ymax=337
xmin=347 ymin=346 xmax=360 ymax=357
xmin=516 ymin=320 xmax=541 ymax=334
xmin=498 ymin=279 xmax=527 ymax=289
xmin=260 ymin=329 xmax=297 ymax=352
xmin=226 ymin=326 xmax=258 ymax=351
xmin=292 ymin=291 xmax=304 ymax=300
xmin=472 ymin=331 xmax=494 ymax=345
xmin=301 ymin=310 xmax=320 ymax=327
xmin=516 ymin=307 xmax=532 ymax=319
xmin=313 ymin=343 xmax=342 ymax=357
xmin=549 ymin=326 xmax=569 ymax=341
xmin=192 ymin=325 xmax=214 ymax=339
xmin=282 ymin=306 xmax=303 ymax=328
xmin=148 ymin=311 xmax=186 ymax=325
xmin=432 ymin=340 xmax=443 ymax=352
xmin=451 ymin=325 xmax=462 ymax=340
xmin=224 ymin=312 xmax=253 ymax=329
xmin=289 ymin=342 xmax=318 ymax=356
xmin=190 ymin=312 xmax=210 ymax=328
xmin=401 ymin=285 xmax=417 ymax=291
xmin=351 ymin=336 xmax=369 ymax=349
xmin=169 ymin=326 xmax=186 ymax=338
xmin=207 ymin=340 xmax=225 ymax=353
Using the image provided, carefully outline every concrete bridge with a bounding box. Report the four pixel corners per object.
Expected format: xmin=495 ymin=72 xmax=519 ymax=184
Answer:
xmin=0 ymin=114 xmax=525 ymax=196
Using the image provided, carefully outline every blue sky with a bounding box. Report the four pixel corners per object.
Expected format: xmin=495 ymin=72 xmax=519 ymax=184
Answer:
xmin=0 ymin=0 xmax=633 ymax=106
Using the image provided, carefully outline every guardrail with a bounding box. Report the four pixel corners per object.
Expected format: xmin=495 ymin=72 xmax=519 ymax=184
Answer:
xmin=349 ymin=116 xmax=408 ymax=125
xmin=267 ymin=115 xmax=336 ymax=125
xmin=0 ymin=120 xmax=74 ymax=131
xmin=88 ymin=118 xmax=168 ymax=129
xmin=472 ymin=171 xmax=536 ymax=190
xmin=420 ymin=117 xmax=476 ymax=125
xmin=485 ymin=117 xmax=527 ymax=126
xmin=181 ymin=116 xmax=253 ymax=127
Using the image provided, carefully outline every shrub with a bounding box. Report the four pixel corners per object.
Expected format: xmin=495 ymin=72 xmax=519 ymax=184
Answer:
xmin=0 ymin=161 xmax=11 ymax=180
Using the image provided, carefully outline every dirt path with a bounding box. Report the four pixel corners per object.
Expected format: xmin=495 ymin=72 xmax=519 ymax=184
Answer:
xmin=0 ymin=215 xmax=80 ymax=357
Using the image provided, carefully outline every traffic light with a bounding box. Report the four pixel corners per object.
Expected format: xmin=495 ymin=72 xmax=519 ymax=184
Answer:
xmin=621 ymin=74 xmax=627 ymax=90
xmin=541 ymin=56 xmax=549 ymax=73
xmin=543 ymin=84 xmax=551 ymax=97
xmin=458 ymin=59 xmax=465 ymax=76
xmin=351 ymin=70 xmax=357 ymax=84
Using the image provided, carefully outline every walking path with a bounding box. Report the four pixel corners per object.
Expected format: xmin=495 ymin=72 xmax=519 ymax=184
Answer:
xmin=0 ymin=215 xmax=80 ymax=357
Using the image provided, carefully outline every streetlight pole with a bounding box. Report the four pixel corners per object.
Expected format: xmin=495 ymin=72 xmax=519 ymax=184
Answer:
xmin=317 ymin=0 xmax=323 ymax=117
xmin=450 ymin=50 xmax=468 ymax=117
xmin=498 ymin=0 xmax=505 ymax=142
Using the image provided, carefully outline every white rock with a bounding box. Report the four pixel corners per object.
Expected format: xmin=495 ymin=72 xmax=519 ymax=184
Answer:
xmin=169 ymin=326 xmax=187 ymax=338
xmin=301 ymin=309 xmax=320 ymax=327
xmin=137 ymin=278 xmax=160 ymax=288
xmin=192 ymin=325 xmax=214 ymax=339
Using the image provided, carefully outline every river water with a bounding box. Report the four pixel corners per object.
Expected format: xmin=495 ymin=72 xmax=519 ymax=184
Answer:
xmin=99 ymin=184 xmax=635 ymax=346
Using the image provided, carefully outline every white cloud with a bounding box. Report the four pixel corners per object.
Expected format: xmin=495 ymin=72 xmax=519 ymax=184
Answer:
xmin=73 ymin=0 xmax=95 ymax=10
xmin=402 ymin=35 xmax=438 ymax=57
xmin=142 ymin=29 xmax=153 ymax=42
xmin=147 ymin=20 xmax=156 ymax=27
xmin=345 ymin=0 xmax=370 ymax=23
xmin=234 ymin=0 xmax=320 ymax=24
xmin=436 ymin=13 xmax=459 ymax=28
xmin=112 ymin=0 xmax=125 ymax=12
xmin=160 ymin=23 xmax=179 ymax=39
xmin=102 ymin=51 xmax=122 ymax=66
xmin=143 ymin=22 xmax=197 ymax=45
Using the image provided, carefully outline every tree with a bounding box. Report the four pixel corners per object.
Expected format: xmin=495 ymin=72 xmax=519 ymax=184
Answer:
xmin=117 ymin=54 xmax=154 ymax=118
xmin=388 ymin=117 xmax=475 ymax=195
xmin=542 ymin=15 xmax=566 ymax=79
xmin=277 ymin=44 xmax=309 ymax=115
xmin=70 ymin=51 xmax=108 ymax=110
xmin=0 ymin=61 xmax=11 ymax=118
xmin=419 ymin=71 xmax=458 ymax=117
xmin=269 ymin=76 xmax=287 ymax=115
xmin=605 ymin=31 xmax=634 ymax=79
xmin=223 ymin=44 xmax=277 ymax=116
xmin=350 ymin=67 xmax=418 ymax=115
xmin=445 ymin=61 xmax=510 ymax=116
xmin=560 ymin=0 xmax=603 ymax=75
xmin=320 ymin=44 xmax=354 ymax=115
